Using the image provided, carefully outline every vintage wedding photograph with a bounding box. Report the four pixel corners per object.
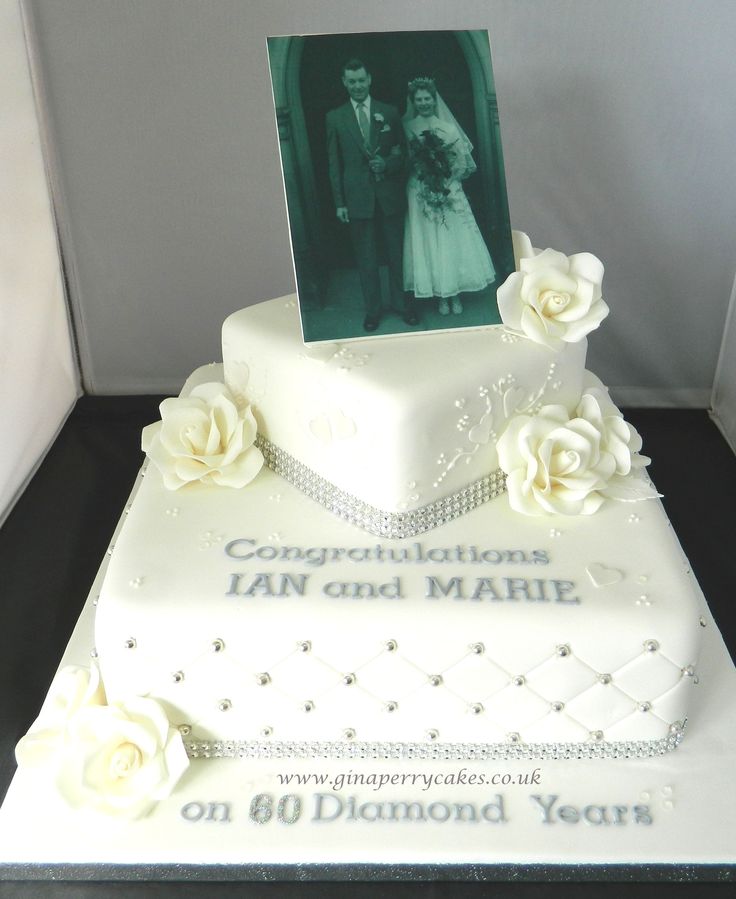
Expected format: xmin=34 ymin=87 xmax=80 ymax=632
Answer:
xmin=267 ymin=30 xmax=515 ymax=342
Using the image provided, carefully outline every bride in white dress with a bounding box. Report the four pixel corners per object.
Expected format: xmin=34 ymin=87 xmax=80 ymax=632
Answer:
xmin=402 ymin=78 xmax=495 ymax=315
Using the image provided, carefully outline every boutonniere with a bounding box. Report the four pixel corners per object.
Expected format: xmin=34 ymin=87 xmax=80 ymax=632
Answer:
xmin=373 ymin=113 xmax=390 ymax=132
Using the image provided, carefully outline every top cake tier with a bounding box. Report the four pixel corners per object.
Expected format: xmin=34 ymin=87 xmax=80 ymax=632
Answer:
xmin=222 ymin=297 xmax=588 ymax=535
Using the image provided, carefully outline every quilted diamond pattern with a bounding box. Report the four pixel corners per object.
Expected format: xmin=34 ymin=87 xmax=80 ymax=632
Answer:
xmin=105 ymin=634 xmax=696 ymax=746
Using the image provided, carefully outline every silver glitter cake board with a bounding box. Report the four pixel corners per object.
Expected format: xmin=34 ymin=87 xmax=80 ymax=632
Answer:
xmin=0 ymin=539 xmax=735 ymax=880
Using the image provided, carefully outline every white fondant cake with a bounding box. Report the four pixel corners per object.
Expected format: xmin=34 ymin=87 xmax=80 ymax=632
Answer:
xmin=12 ymin=236 xmax=711 ymax=830
xmin=87 ymin=288 xmax=701 ymax=761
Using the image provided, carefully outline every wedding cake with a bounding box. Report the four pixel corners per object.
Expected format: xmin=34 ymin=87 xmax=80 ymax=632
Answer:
xmin=14 ymin=234 xmax=704 ymax=822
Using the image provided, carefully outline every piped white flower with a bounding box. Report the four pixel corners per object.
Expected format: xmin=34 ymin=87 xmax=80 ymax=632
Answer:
xmin=53 ymin=698 xmax=189 ymax=820
xmin=15 ymin=666 xmax=189 ymax=820
xmin=141 ymin=382 xmax=263 ymax=490
xmin=15 ymin=664 xmax=106 ymax=768
xmin=498 ymin=231 xmax=609 ymax=349
xmin=497 ymin=375 xmax=658 ymax=516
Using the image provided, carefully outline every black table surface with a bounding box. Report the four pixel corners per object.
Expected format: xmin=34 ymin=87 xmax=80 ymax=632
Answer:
xmin=1 ymin=398 xmax=735 ymax=898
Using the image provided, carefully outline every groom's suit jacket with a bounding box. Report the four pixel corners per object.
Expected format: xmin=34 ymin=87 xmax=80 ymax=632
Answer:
xmin=326 ymin=99 xmax=406 ymax=220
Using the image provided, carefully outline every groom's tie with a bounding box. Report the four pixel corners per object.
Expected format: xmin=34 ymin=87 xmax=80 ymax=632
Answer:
xmin=357 ymin=102 xmax=370 ymax=148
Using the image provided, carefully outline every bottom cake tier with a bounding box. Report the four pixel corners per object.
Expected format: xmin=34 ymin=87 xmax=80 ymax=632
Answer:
xmin=94 ymin=401 xmax=703 ymax=759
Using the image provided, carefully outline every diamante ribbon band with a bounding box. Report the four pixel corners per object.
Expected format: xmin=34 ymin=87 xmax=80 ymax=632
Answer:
xmin=186 ymin=724 xmax=685 ymax=761
xmin=256 ymin=435 xmax=507 ymax=539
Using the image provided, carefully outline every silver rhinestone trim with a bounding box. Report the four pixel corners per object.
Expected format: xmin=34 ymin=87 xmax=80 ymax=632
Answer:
xmin=185 ymin=723 xmax=687 ymax=760
xmin=256 ymin=435 xmax=506 ymax=538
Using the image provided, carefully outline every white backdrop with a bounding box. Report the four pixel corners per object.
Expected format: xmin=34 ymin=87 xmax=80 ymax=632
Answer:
xmin=21 ymin=0 xmax=736 ymax=403
xmin=0 ymin=0 xmax=78 ymax=527
xmin=3 ymin=1 xmax=735 ymax=525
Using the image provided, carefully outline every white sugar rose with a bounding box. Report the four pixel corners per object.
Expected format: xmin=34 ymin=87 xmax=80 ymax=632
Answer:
xmin=53 ymin=697 xmax=189 ymax=819
xmin=498 ymin=380 xmax=657 ymax=516
xmin=15 ymin=664 xmax=106 ymax=768
xmin=142 ymin=382 xmax=263 ymax=490
xmin=575 ymin=376 xmax=653 ymax=497
xmin=498 ymin=231 xmax=609 ymax=349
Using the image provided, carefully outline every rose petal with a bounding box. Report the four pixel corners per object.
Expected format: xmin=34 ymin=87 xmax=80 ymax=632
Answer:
xmin=569 ymin=251 xmax=604 ymax=286
xmin=211 ymin=445 xmax=264 ymax=488
xmin=519 ymin=247 xmax=570 ymax=275
xmin=496 ymin=272 xmax=526 ymax=330
xmin=511 ymin=230 xmax=535 ymax=266
xmin=562 ymin=298 xmax=609 ymax=342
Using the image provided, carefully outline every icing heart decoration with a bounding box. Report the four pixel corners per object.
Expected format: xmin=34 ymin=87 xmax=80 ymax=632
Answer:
xmin=586 ymin=563 xmax=624 ymax=588
xmin=309 ymin=410 xmax=357 ymax=443
xmin=503 ymin=386 xmax=528 ymax=417
xmin=468 ymin=414 xmax=493 ymax=445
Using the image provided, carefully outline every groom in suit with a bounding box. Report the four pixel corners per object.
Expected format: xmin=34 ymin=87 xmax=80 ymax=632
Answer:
xmin=327 ymin=58 xmax=418 ymax=332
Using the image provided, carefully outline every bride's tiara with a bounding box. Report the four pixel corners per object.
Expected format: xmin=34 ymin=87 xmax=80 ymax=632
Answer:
xmin=407 ymin=76 xmax=436 ymax=94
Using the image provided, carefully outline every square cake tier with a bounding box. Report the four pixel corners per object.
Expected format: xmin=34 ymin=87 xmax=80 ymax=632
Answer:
xmin=95 ymin=415 xmax=702 ymax=759
xmin=222 ymin=297 xmax=588 ymax=535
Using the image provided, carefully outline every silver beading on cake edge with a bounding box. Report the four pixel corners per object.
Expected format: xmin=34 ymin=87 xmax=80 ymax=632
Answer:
xmin=256 ymin=435 xmax=507 ymax=539
xmin=185 ymin=722 xmax=686 ymax=761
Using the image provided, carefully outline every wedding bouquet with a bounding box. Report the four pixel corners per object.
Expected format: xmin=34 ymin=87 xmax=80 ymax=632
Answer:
xmin=409 ymin=129 xmax=458 ymax=225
